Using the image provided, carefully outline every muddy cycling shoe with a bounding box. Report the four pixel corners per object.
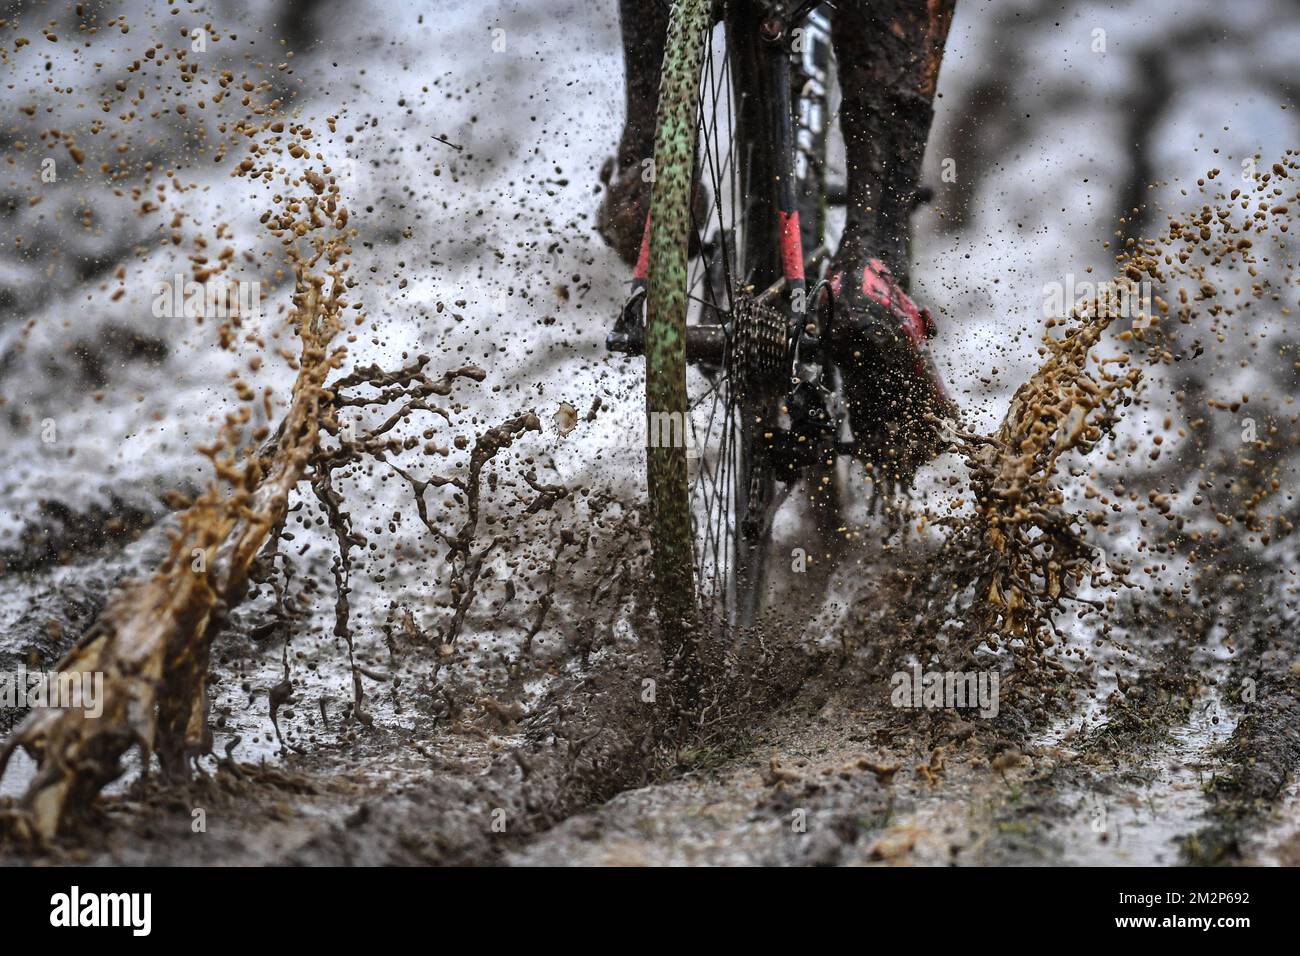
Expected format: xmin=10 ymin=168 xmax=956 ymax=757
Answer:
xmin=826 ymin=256 xmax=957 ymax=491
xmin=597 ymin=158 xmax=646 ymax=266
xmin=596 ymin=156 xmax=711 ymax=267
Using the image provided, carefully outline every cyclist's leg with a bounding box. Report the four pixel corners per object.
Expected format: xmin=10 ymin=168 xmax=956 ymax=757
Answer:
xmin=616 ymin=0 xmax=670 ymax=172
xmin=598 ymin=0 xmax=670 ymax=264
xmin=833 ymin=0 xmax=955 ymax=289
xmin=828 ymin=0 xmax=958 ymax=490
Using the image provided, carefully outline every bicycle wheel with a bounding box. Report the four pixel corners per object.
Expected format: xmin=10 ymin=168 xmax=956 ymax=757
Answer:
xmin=644 ymin=0 xmax=792 ymax=635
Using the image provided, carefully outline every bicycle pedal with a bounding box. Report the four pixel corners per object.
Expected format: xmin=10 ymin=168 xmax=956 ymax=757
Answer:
xmin=606 ymin=328 xmax=638 ymax=354
xmin=607 ymin=287 xmax=646 ymax=355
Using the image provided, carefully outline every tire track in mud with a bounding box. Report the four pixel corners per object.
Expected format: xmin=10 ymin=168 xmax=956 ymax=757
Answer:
xmin=276 ymin=629 xmax=828 ymax=865
xmin=1178 ymin=549 xmax=1300 ymax=864
xmin=498 ymin=663 xmax=1052 ymax=866
xmin=505 ymin=696 xmax=903 ymax=867
xmin=961 ymin=607 xmax=1216 ymax=866
xmin=954 ymin=547 xmax=1299 ymax=866
xmin=497 ymin=536 xmax=1291 ymax=868
xmin=497 ymin=545 xmax=1050 ymax=867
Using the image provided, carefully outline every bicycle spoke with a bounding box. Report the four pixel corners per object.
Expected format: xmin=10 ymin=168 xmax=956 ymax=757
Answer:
xmin=673 ymin=17 xmax=786 ymax=626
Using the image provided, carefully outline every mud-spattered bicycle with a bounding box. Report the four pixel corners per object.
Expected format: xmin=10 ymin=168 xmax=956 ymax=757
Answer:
xmin=607 ymin=0 xmax=859 ymax=633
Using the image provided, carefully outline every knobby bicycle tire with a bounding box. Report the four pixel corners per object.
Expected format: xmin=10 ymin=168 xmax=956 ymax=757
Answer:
xmin=644 ymin=0 xmax=826 ymax=638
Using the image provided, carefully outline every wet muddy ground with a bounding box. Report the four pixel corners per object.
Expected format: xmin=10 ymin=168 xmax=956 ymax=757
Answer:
xmin=4 ymin=512 xmax=1298 ymax=866
xmin=2 ymin=0 xmax=1299 ymax=865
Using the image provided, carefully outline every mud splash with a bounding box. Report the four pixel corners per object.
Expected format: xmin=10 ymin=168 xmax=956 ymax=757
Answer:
xmin=0 ymin=100 xmax=357 ymax=838
xmin=909 ymin=153 xmax=1298 ymax=692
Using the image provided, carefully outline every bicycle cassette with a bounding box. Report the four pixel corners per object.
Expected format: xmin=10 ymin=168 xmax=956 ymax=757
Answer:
xmin=730 ymin=295 xmax=790 ymax=399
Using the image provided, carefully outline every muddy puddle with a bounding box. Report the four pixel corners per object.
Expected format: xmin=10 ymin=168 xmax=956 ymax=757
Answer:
xmin=1 ymin=0 xmax=1298 ymax=866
